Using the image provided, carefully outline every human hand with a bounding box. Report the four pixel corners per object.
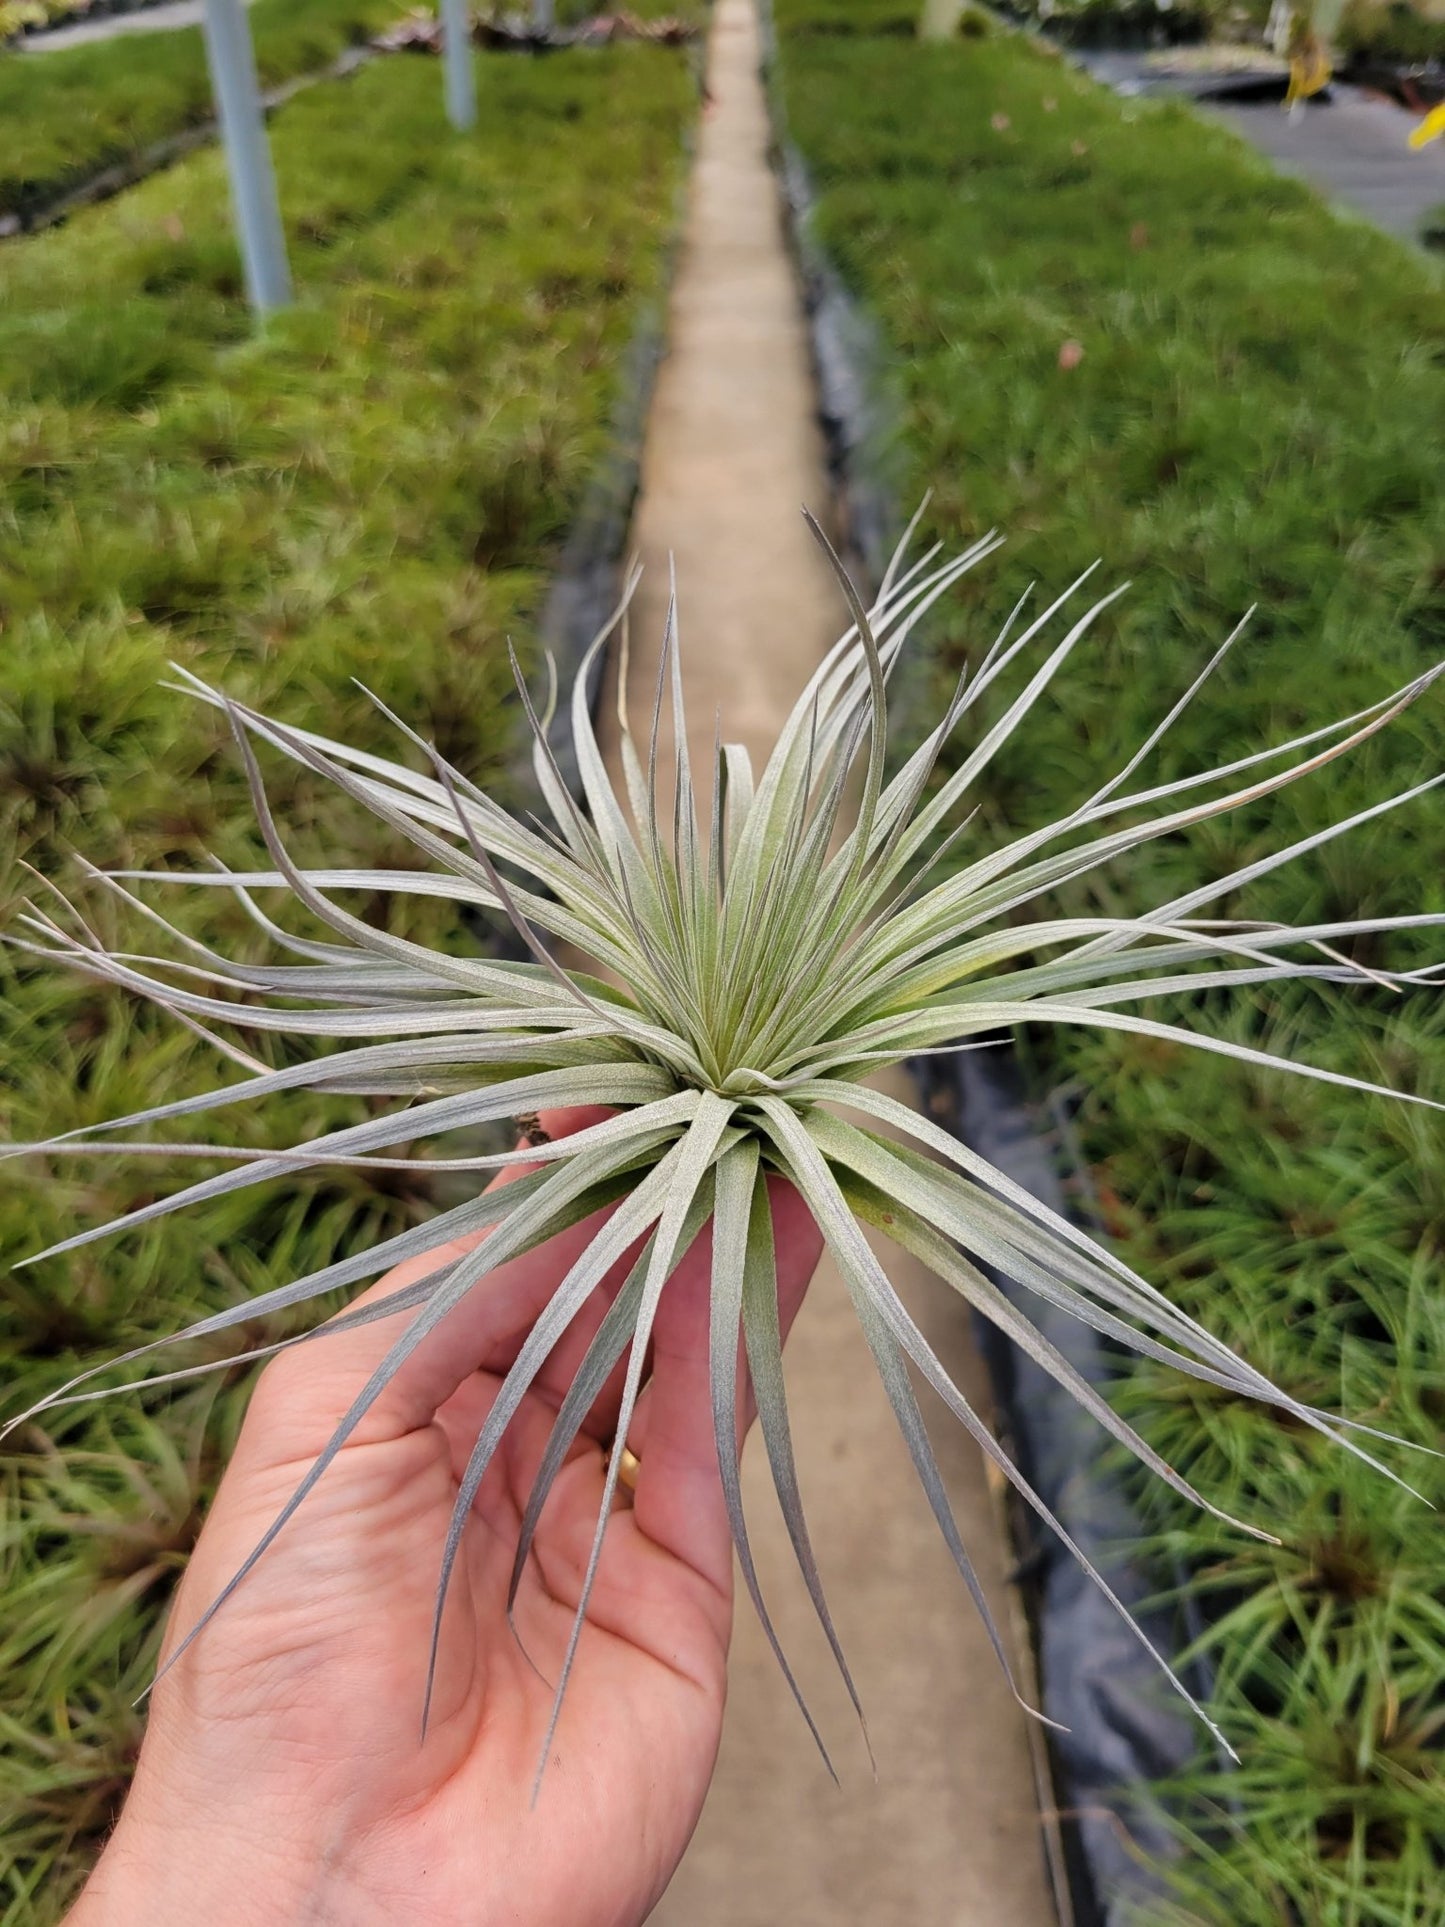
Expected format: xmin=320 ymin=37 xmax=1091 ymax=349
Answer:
xmin=69 ymin=1107 xmax=822 ymax=1927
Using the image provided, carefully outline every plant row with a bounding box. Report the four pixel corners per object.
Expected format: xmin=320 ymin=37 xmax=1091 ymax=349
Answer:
xmin=3 ymin=0 xmax=174 ymax=47
xmin=772 ymin=7 xmax=1444 ymax=1919
xmin=1339 ymin=0 xmax=1445 ymax=70
xmin=1 ymin=0 xmax=212 ymax=46
xmin=0 ymin=42 xmax=691 ymax=1919
xmin=0 ymin=0 xmax=410 ymax=227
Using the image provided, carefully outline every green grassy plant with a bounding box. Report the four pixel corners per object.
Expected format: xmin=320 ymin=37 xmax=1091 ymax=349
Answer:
xmin=2 ymin=0 xmax=82 ymax=37
xmin=771 ymin=0 xmax=923 ymax=34
xmin=1005 ymin=0 xmax=1212 ymax=49
xmin=554 ymin=0 xmax=709 ymax=20
xmin=0 ymin=42 xmax=690 ymax=1916
xmin=772 ymin=13 xmax=1444 ymax=1915
xmin=0 ymin=0 xmax=409 ymax=226
xmin=1338 ymin=0 xmax=1445 ymax=67
xmin=1 ymin=0 xmax=171 ymax=39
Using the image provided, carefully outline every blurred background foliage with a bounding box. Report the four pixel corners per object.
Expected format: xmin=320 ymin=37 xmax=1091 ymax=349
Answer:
xmin=772 ymin=7 xmax=1444 ymax=1919
xmin=0 ymin=35 xmax=692 ymax=1915
xmin=1 ymin=0 xmax=408 ymax=225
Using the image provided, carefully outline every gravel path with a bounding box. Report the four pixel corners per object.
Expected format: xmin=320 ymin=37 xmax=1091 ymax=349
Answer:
xmin=607 ymin=3 xmax=1059 ymax=1920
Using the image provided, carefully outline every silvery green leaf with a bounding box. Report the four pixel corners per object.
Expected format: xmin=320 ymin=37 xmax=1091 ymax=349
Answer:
xmin=11 ymin=517 xmax=1438 ymax=1773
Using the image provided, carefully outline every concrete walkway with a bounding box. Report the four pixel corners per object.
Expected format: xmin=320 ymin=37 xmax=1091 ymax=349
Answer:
xmin=603 ymin=2 xmax=1058 ymax=1920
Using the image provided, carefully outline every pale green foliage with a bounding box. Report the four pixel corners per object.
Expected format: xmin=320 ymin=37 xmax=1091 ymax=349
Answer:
xmin=6 ymin=517 xmax=1442 ymax=1774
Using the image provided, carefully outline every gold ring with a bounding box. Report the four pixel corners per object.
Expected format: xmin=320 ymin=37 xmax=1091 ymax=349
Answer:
xmin=613 ymin=1443 xmax=641 ymax=1492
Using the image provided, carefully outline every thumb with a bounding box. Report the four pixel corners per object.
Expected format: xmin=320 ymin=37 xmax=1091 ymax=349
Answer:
xmin=243 ymin=1106 xmax=614 ymax=1458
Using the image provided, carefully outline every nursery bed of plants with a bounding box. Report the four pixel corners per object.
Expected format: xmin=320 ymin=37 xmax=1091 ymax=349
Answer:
xmin=1337 ymin=0 xmax=1445 ymax=69
xmin=773 ymin=9 xmax=1444 ymax=1920
xmin=1 ymin=0 xmax=199 ymax=46
xmin=0 ymin=0 xmax=411 ymax=228
xmin=0 ymin=41 xmax=691 ymax=1918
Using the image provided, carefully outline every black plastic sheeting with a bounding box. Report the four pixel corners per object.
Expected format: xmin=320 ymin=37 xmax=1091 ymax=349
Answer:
xmin=912 ymin=1049 xmax=1211 ymax=1924
xmin=772 ymin=137 xmax=899 ymax=593
xmin=532 ymin=265 xmax=678 ymax=798
xmin=760 ymin=17 xmax=1218 ymax=1920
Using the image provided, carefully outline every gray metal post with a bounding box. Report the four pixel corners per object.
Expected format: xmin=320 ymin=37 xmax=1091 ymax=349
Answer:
xmin=918 ymin=0 xmax=968 ymax=38
xmin=201 ymin=0 xmax=292 ymax=314
xmin=441 ymin=0 xmax=477 ymax=131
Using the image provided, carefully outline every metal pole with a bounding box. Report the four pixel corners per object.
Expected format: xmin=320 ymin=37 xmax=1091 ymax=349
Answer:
xmin=440 ymin=0 xmax=477 ymax=131
xmin=201 ymin=0 xmax=292 ymax=314
xmin=918 ymin=0 xmax=967 ymax=38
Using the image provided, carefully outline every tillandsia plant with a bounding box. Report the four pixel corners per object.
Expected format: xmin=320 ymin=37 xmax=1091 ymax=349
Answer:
xmin=6 ymin=511 xmax=1443 ymax=1776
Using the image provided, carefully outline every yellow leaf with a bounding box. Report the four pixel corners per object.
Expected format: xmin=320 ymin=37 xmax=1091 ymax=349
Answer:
xmin=1286 ymin=39 xmax=1332 ymax=106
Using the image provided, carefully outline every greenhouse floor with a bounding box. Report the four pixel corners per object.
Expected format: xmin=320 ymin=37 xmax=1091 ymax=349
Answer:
xmin=1206 ymin=83 xmax=1445 ymax=246
xmin=1077 ymin=48 xmax=1445 ymax=246
xmin=610 ymin=2 xmax=1060 ymax=1920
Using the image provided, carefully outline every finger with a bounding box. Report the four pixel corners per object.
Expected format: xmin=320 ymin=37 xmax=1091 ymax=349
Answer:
xmin=470 ymin=1223 xmax=647 ymax=1440
xmin=429 ymin=1235 xmax=646 ymax=1489
xmin=628 ymin=1178 xmax=821 ymax=1594
xmin=249 ymin=1107 xmax=615 ymax=1445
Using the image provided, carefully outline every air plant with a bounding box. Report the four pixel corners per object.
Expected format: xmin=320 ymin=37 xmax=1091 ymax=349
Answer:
xmin=5 ymin=511 xmax=1442 ymax=1776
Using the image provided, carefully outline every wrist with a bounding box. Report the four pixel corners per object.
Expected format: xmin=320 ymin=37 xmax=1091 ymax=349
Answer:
xmin=69 ymin=1824 xmax=306 ymax=1926
xmin=69 ymin=1799 xmax=338 ymax=1927
xmin=66 ymin=1729 xmax=348 ymax=1926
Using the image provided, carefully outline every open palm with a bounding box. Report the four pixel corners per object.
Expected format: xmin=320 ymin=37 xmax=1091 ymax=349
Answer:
xmin=70 ymin=1109 xmax=821 ymax=1927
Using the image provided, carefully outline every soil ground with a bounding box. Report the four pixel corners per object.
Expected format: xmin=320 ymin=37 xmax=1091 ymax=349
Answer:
xmin=599 ymin=2 xmax=1059 ymax=1919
